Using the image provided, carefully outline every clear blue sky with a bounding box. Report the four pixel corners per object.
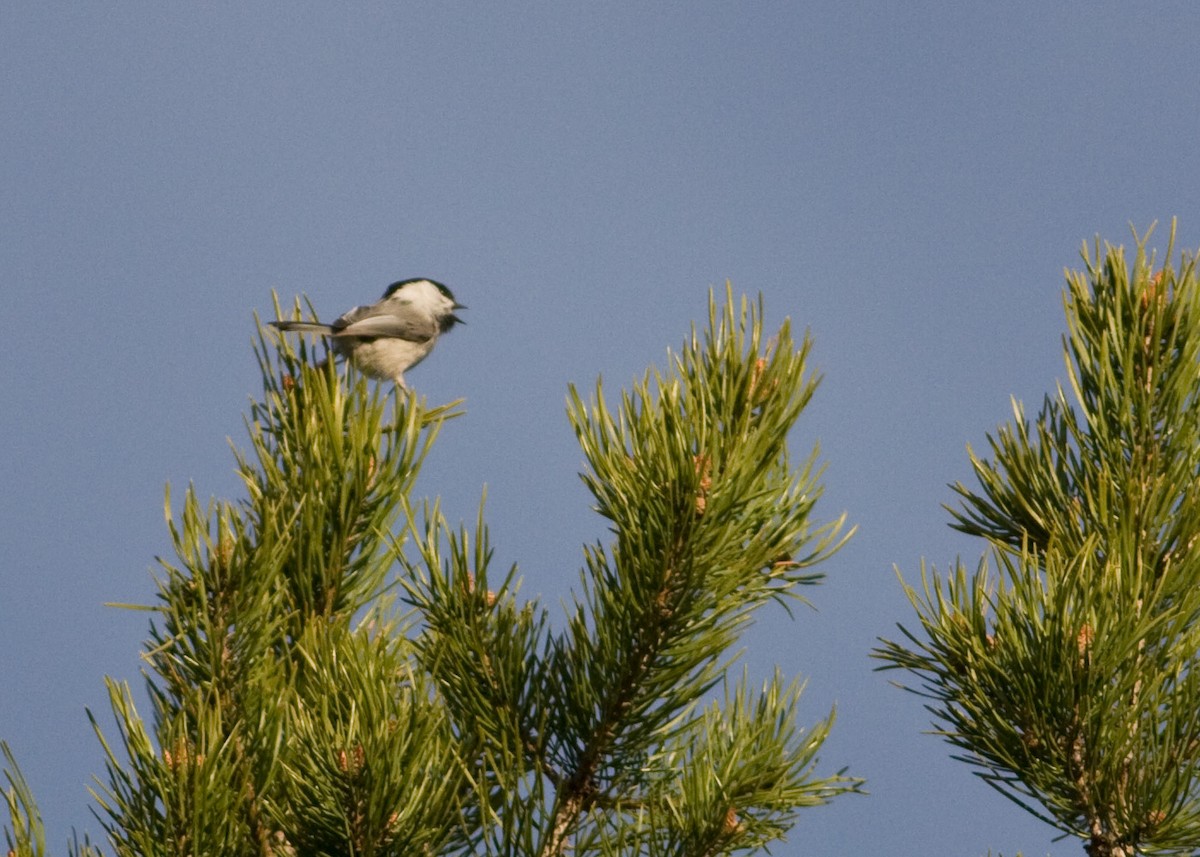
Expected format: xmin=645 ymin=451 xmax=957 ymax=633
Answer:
xmin=3 ymin=4 xmax=1198 ymax=855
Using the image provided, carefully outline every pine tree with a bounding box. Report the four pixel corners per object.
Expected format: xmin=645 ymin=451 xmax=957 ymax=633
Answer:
xmin=3 ymin=287 xmax=859 ymax=857
xmin=876 ymin=225 xmax=1200 ymax=857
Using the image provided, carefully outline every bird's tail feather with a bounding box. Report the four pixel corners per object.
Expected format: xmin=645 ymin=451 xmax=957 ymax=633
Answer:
xmin=269 ymin=320 xmax=334 ymax=335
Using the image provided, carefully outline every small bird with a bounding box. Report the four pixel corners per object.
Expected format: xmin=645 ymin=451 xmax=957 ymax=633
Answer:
xmin=270 ymin=278 xmax=465 ymax=390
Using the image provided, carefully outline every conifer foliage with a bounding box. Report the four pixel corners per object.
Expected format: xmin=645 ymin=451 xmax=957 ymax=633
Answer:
xmin=3 ymin=287 xmax=858 ymax=857
xmin=876 ymin=227 xmax=1200 ymax=857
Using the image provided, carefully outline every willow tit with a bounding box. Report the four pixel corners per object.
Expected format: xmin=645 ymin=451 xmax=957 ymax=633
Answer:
xmin=270 ymin=278 xmax=465 ymax=390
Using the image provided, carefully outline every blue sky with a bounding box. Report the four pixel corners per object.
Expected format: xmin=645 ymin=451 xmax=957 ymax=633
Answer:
xmin=3 ymin=4 xmax=1199 ymax=855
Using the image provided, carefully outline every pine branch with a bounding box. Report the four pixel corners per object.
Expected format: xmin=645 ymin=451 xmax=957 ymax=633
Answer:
xmin=877 ymin=223 xmax=1200 ymax=856
xmin=6 ymin=287 xmax=856 ymax=857
xmin=400 ymin=287 xmax=857 ymax=857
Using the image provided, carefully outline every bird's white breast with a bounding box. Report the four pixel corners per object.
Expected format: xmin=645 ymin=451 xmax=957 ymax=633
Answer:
xmin=342 ymin=336 xmax=436 ymax=382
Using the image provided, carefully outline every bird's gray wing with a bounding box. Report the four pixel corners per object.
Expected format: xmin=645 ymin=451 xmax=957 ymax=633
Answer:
xmin=332 ymin=305 xmax=437 ymax=342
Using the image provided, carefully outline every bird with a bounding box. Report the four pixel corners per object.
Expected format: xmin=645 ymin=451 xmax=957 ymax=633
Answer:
xmin=269 ymin=278 xmax=465 ymax=390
